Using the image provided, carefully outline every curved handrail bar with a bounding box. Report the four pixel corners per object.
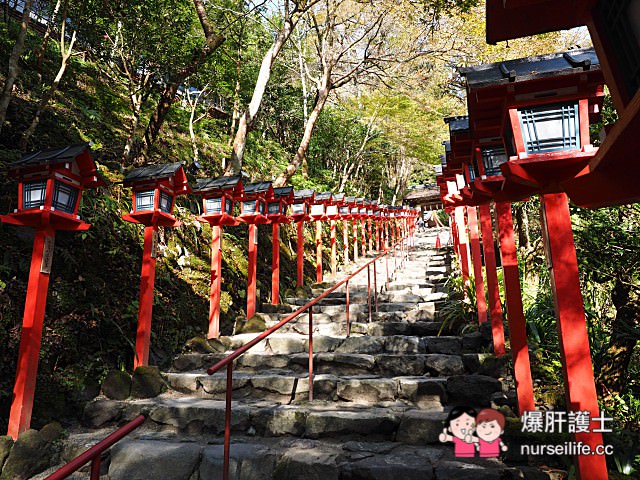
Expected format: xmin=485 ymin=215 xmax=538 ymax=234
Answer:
xmin=207 ymin=236 xmax=406 ymax=376
xmin=44 ymin=414 xmax=147 ymax=480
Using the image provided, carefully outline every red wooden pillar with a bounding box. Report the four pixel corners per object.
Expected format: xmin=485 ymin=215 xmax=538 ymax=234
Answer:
xmin=247 ymin=224 xmax=258 ymax=318
xmin=330 ymin=220 xmax=337 ymax=276
xmin=134 ymin=225 xmax=158 ymax=368
xmin=540 ymin=193 xmax=607 ymax=478
xmin=495 ymin=202 xmax=534 ymax=412
xmin=208 ymin=226 xmax=222 ymax=339
xmin=367 ymin=218 xmax=373 ymax=252
xmin=478 ymin=205 xmax=505 ymax=340
xmin=343 ymin=220 xmax=349 ymax=265
xmin=315 ymin=220 xmax=323 ymax=283
xmin=271 ymin=223 xmax=280 ymax=304
xmin=360 ymin=219 xmax=366 ymax=257
xmin=7 ymin=227 xmax=54 ymax=439
xmin=454 ymin=206 xmax=471 ymax=280
xmin=375 ymin=219 xmax=380 ymax=251
xmin=296 ymin=221 xmax=304 ymax=287
xmin=353 ymin=220 xmax=359 ymax=261
xmin=467 ymin=206 xmax=488 ymax=323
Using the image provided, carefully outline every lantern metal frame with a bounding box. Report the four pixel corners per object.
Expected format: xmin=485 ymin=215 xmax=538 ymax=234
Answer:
xmin=236 ymin=181 xmax=273 ymax=225
xmin=193 ymin=175 xmax=243 ymax=227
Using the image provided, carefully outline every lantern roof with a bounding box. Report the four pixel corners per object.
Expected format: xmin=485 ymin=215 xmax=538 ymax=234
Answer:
xmin=461 ymin=47 xmax=599 ymax=89
xmin=8 ymin=142 xmax=107 ymax=187
xmin=332 ymin=193 xmax=345 ymax=202
xmin=192 ymin=175 xmax=243 ymax=195
xmin=314 ymin=192 xmax=333 ymax=203
xmin=444 ymin=116 xmax=469 ymax=134
xmin=345 ymin=196 xmax=356 ymax=203
xmin=355 ymin=197 xmax=364 ymax=204
xmin=294 ymin=189 xmax=315 ymax=201
xmin=272 ymin=186 xmax=294 ymax=200
xmin=124 ymin=162 xmax=184 ymax=185
xmin=371 ymin=200 xmax=378 ymax=206
xmin=243 ymin=181 xmax=273 ymax=196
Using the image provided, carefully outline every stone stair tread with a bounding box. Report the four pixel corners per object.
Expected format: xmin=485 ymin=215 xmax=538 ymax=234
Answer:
xmin=43 ymin=432 xmax=550 ymax=480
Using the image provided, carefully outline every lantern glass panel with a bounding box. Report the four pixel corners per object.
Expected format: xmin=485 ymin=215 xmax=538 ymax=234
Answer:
xmin=268 ymin=202 xmax=281 ymax=215
xmin=518 ymin=102 xmax=580 ymax=154
xmin=340 ymin=206 xmax=349 ymax=214
xmin=367 ymin=209 xmax=373 ymax=215
xmin=159 ymin=191 xmax=172 ymax=214
xmin=52 ymin=181 xmax=79 ymax=214
xmin=136 ymin=190 xmax=155 ymax=211
xmin=310 ymin=204 xmax=325 ymax=216
xmin=258 ymin=200 xmax=265 ymax=215
xmin=326 ymin=205 xmax=338 ymax=216
xmin=359 ymin=208 xmax=366 ymax=214
xmin=481 ymin=146 xmax=508 ymax=177
xmin=292 ymin=203 xmax=306 ymax=214
xmin=23 ymin=180 xmax=47 ymax=209
xmin=206 ymin=197 xmax=222 ymax=213
xmin=350 ymin=207 xmax=359 ymax=214
xmin=242 ymin=200 xmax=256 ymax=214
xmin=225 ymin=198 xmax=234 ymax=215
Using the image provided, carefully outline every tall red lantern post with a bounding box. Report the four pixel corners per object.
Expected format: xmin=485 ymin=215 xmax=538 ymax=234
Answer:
xmin=122 ymin=162 xmax=191 ymax=368
xmin=290 ymin=190 xmax=314 ymax=287
xmin=309 ymin=192 xmax=332 ymax=283
xmin=236 ymin=181 xmax=273 ymax=319
xmin=2 ymin=143 xmax=105 ymax=439
xmin=342 ymin=196 xmax=355 ymax=263
xmin=368 ymin=201 xmax=378 ymax=252
xmin=359 ymin=200 xmax=368 ymax=257
xmin=463 ymin=47 xmax=607 ymax=479
xmin=266 ymin=186 xmax=293 ymax=304
xmin=326 ymin=193 xmax=343 ymax=277
xmin=350 ymin=198 xmax=363 ymax=261
xmin=193 ymin=175 xmax=243 ymax=339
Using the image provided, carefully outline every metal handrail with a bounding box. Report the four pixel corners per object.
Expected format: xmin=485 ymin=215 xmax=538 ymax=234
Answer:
xmin=44 ymin=414 xmax=146 ymax=480
xmin=207 ymin=229 xmax=415 ymax=480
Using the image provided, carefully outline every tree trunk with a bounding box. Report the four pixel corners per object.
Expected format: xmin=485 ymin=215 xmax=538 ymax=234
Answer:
xmin=137 ymin=0 xmax=224 ymax=161
xmin=20 ymin=26 xmax=76 ymax=150
xmin=35 ymin=0 xmax=62 ymax=71
xmin=596 ymin=275 xmax=640 ymax=399
xmin=513 ymin=204 xmax=531 ymax=250
xmin=273 ymin=83 xmax=331 ymax=187
xmin=122 ymin=92 xmax=144 ymax=163
xmin=228 ymin=16 xmax=294 ymax=174
xmin=0 ymin=0 xmax=33 ymax=134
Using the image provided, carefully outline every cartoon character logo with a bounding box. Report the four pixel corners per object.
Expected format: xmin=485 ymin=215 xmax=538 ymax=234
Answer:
xmin=475 ymin=408 xmax=508 ymax=457
xmin=439 ymin=406 xmax=477 ymax=457
xmin=439 ymin=406 xmax=508 ymax=458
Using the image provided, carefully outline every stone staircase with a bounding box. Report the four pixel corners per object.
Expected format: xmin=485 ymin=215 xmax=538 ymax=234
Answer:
xmin=33 ymin=229 xmax=547 ymax=480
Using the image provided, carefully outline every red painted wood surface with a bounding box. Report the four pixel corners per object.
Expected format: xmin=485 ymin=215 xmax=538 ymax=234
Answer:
xmin=495 ymin=202 xmax=535 ymax=412
xmin=343 ymin=220 xmax=349 ymax=265
xmin=247 ymin=224 xmax=258 ymax=318
xmin=271 ymin=223 xmax=280 ymax=304
xmin=368 ymin=218 xmax=373 ymax=251
xmin=467 ymin=206 xmax=488 ymax=323
xmin=208 ymin=226 xmax=222 ymax=339
xmin=360 ymin=219 xmax=366 ymax=257
xmin=454 ymin=206 xmax=471 ymax=280
xmin=352 ymin=221 xmax=359 ymax=261
xmin=540 ymin=193 xmax=607 ymax=479
xmin=315 ymin=220 xmax=323 ymax=283
xmin=134 ymin=225 xmax=158 ymax=368
xmin=296 ymin=221 xmax=304 ymax=287
xmin=330 ymin=220 xmax=337 ymax=276
xmin=375 ymin=219 xmax=380 ymax=251
xmin=478 ymin=204 xmax=505 ymax=335
xmin=7 ymin=228 xmax=54 ymax=439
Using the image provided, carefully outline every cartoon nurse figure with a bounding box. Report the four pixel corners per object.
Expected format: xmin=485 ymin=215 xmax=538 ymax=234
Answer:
xmin=439 ymin=406 xmax=478 ymax=457
xmin=475 ymin=408 xmax=508 ymax=457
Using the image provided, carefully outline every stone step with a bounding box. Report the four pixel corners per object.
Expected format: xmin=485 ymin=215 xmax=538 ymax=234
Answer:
xmin=172 ymin=351 xmax=508 ymax=381
xmin=165 ymin=372 xmax=448 ymax=408
xmin=45 ymin=432 xmax=549 ymax=480
xmin=273 ymin=319 xmax=449 ymax=337
xmin=223 ymin=333 xmax=467 ymax=356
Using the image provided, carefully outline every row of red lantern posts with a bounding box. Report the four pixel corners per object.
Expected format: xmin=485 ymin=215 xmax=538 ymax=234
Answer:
xmin=0 ymin=147 xmax=418 ymax=439
xmin=435 ymin=47 xmax=608 ymax=479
